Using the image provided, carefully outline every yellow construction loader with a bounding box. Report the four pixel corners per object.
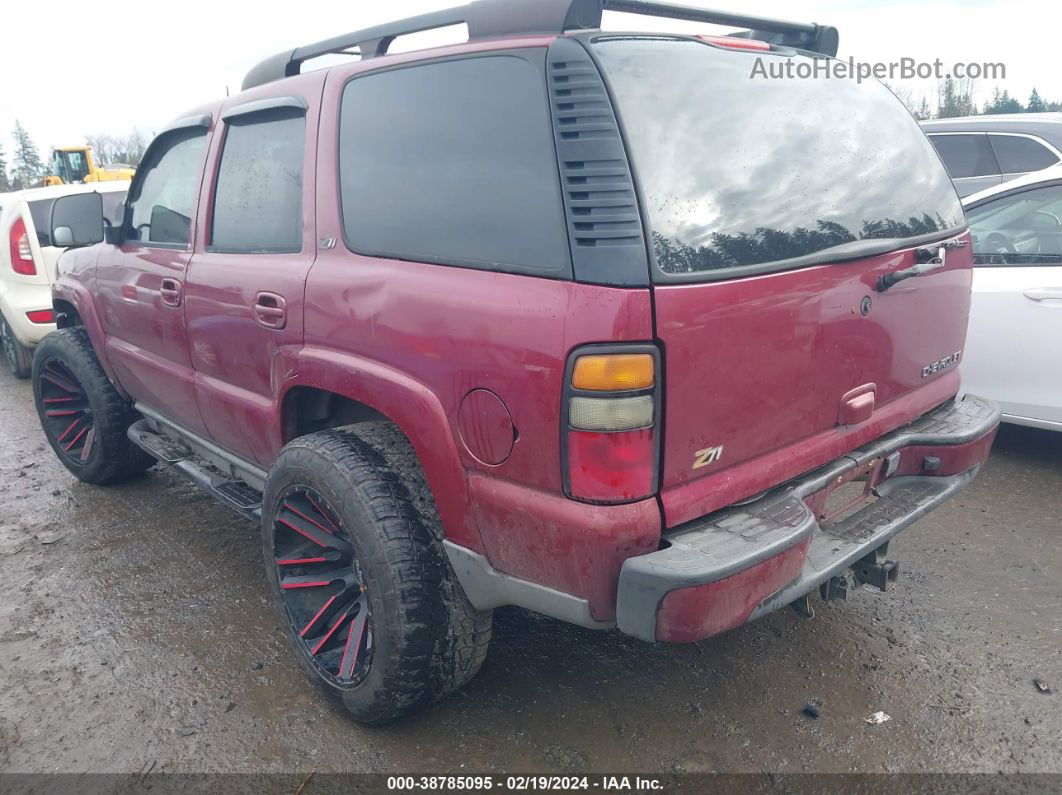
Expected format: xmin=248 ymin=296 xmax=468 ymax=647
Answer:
xmin=39 ymin=146 xmax=135 ymax=186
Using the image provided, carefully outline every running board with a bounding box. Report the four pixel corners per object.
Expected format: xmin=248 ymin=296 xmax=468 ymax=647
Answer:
xmin=128 ymin=419 xmax=263 ymax=522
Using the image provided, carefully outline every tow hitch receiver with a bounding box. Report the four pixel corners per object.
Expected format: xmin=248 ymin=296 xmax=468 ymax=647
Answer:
xmin=852 ymin=543 xmax=900 ymax=592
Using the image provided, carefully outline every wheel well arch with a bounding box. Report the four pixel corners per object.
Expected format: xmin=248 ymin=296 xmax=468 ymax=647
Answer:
xmin=281 ymin=386 xmax=391 ymax=443
xmin=53 ymin=299 xmax=83 ymax=329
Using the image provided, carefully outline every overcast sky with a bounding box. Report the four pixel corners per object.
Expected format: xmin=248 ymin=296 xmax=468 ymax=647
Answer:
xmin=1 ymin=0 xmax=1056 ymax=162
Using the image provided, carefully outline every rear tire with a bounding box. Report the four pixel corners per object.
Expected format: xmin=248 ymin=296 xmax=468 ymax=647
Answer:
xmin=1 ymin=312 xmax=32 ymax=379
xmin=262 ymin=423 xmax=492 ymax=724
xmin=32 ymin=328 xmax=155 ymax=484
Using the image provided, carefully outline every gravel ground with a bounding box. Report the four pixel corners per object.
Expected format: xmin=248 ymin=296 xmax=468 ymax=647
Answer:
xmin=0 ymin=366 xmax=1059 ymax=777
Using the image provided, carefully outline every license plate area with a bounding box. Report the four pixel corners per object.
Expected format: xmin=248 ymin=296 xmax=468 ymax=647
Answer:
xmin=805 ymin=458 xmax=884 ymax=530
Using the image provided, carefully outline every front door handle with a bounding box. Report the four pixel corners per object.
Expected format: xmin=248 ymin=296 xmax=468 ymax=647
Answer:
xmin=160 ymin=278 xmax=182 ymax=308
xmin=254 ymin=292 xmax=287 ymax=329
xmin=1023 ymin=288 xmax=1062 ymax=303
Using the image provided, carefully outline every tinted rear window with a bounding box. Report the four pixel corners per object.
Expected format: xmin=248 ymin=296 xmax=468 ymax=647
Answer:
xmin=593 ymin=38 xmax=964 ymax=280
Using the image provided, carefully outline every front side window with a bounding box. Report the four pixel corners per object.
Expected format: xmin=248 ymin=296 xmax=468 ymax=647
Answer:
xmin=210 ymin=111 xmax=305 ymax=253
xmin=989 ymin=135 xmax=1060 ymax=175
xmin=967 ymin=184 xmax=1062 ymax=265
xmin=125 ymin=129 xmax=208 ymax=247
xmin=338 ymin=54 xmax=569 ymax=275
xmin=593 ymin=38 xmax=964 ymax=279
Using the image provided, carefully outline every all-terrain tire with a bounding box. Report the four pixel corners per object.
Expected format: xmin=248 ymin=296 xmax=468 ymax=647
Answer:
xmin=1 ymin=311 xmax=32 ymax=379
xmin=262 ymin=423 xmax=492 ymax=724
xmin=32 ymin=328 xmax=155 ymax=484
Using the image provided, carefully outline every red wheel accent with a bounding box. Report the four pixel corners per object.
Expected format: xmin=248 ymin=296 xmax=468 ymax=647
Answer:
xmin=37 ymin=359 xmax=96 ymax=465
xmin=272 ymin=488 xmax=373 ymax=686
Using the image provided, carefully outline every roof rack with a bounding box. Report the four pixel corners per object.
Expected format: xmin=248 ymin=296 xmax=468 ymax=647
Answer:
xmin=242 ymin=0 xmax=838 ymax=90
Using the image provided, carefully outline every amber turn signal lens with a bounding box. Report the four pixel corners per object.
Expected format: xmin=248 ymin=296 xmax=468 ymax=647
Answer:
xmin=572 ymin=354 xmax=654 ymax=391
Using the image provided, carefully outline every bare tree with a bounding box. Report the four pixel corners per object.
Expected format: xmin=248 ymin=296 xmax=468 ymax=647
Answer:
xmin=936 ymin=77 xmax=978 ymax=119
xmin=85 ymin=129 xmax=149 ymax=167
xmin=884 ymin=82 xmax=934 ymax=120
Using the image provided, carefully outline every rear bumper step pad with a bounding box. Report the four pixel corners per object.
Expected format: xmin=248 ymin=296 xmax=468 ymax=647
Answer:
xmin=616 ymin=394 xmax=1000 ymax=642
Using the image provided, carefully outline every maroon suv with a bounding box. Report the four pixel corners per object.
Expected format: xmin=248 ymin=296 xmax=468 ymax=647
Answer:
xmin=35 ymin=0 xmax=999 ymax=723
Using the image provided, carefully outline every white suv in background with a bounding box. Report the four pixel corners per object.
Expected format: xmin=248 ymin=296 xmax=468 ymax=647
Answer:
xmin=0 ymin=182 xmax=128 ymax=377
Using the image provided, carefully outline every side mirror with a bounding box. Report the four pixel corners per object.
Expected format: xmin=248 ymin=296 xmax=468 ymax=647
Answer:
xmin=50 ymin=192 xmax=105 ymax=249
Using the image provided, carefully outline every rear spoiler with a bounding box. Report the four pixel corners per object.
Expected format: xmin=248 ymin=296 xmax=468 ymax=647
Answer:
xmin=243 ymin=0 xmax=839 ymax=90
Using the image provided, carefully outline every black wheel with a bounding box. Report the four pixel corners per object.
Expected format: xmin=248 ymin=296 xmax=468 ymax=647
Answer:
xmin=32 ymin=328 xmax=155 ymax=484
xmin=1 ymin=312 xmax=32 ymax=379
xmin=262 ymin=423 xmax=492 ymax=724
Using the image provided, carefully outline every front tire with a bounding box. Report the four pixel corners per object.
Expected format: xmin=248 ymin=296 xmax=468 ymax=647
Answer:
xmin=262 ymin=424 xmax=492 ymax=724
xmin=32 ymin=328 xmax=155 ymax=484
xmin=1 ymin=311 xmax=32 ymax=379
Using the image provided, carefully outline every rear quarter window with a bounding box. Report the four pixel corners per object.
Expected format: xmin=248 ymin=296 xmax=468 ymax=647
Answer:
xmin=28 ymin=199 xmax=54 ymax=246
xmin=337 ymin=53 xmax=570 ymax=277
xmin=989 ymin=134 xmax=1060 ymax=174
xmin=593 ymin=38 xmax=965 ymax=281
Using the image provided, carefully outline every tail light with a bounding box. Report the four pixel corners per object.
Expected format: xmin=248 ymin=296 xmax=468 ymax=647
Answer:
xmin=9 ymin=217 xmax=37 ymax=275
xmin=563 ymin=346 xmax=661 ymax=504
xmin=8 ymin=217 xmax=37 ymax=275
xmin=26 ymin=309 xmax=55 ymax=324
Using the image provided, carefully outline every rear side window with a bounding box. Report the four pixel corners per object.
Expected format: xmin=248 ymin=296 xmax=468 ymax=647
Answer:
xmin=929 ymin=134 xmax=1000 ymax=179
xmin=211 ymin=111 xmax=305 ymax=253
xmin=593 ymin=38 xmax=964 ymax=279
xmin=989 ymin=135 xmax=1060 ymax=175
xmin=338 ymin=54 xmax=570 ymax=275
xmin=28 ymin=200 xmax=54 ymax=246
xmin=125 ymin=128 xmax=208 ymax=247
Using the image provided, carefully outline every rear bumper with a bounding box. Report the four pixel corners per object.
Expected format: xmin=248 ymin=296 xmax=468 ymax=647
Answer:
xmin=0 ymin=280 xmax=55 ymax=347
xmin=616 ymin=394 xmax=1000 ymax=642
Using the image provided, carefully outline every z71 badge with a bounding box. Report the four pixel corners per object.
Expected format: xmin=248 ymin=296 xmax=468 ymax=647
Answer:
xmin=922 ymin=351 xmax=962 ymax=378
xmin=693 ymin=445 xmax=725 ymax=470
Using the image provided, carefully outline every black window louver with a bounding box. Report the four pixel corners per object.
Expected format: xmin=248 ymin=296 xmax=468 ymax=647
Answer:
xmin=547 ymin=37 xmax=649 ymax=287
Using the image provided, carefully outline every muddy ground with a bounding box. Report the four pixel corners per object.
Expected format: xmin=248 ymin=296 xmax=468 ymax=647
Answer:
xmin=0 ymin=366 xmax=1059 ymax=777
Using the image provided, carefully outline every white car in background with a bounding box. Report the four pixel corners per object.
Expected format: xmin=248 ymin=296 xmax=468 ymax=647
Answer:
xmin=962 ymin=165 xmax=1062 ymax=430
xmin=0 ymin=182 xmax=128 ymax=377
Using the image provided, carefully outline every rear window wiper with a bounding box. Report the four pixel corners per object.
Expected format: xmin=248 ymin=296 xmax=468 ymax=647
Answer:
xmin=877 ymin=238 xmax=968 ymax=292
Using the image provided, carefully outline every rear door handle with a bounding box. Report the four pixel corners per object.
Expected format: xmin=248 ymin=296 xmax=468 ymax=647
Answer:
xmin=254 ymin=292 xmax=287 ymax=329
xmin=1023 ymin=288 xmax=1062 ymax=302
xmin=160 ymin=278 xmax=182 ymax=307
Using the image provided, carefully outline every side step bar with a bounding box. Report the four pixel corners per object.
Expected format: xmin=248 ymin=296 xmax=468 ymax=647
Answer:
xmin=128 ymin=419 xmax=264 ymax=523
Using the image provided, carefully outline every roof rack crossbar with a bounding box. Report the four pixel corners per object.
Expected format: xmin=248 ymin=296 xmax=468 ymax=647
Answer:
xmin=241 ymin=0 xmax=837 ymax=90
xmin=604 ymin=0 xmax=816 ymax=35
xmin=602 ymin=0 xmax=838 ymax=55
